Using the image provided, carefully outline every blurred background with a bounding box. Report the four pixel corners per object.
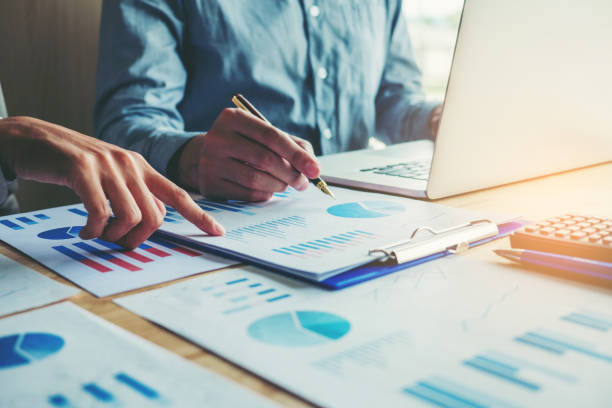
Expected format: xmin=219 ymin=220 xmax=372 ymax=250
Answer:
xmin=0 ymin=0 xmax=463 ymax=212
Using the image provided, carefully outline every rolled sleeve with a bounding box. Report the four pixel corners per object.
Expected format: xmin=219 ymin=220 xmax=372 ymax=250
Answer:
xmin=375 ymin=1 xmax=440 ymax=144
xmin=94 ymin=0 xmax=195 ymax=177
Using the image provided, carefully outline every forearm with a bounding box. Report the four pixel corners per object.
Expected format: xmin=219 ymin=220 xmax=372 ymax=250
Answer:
xmin=95 ymin=117 xmax=200 ymax=178
xmin=376 ymin=93 xmax=440 ymax=144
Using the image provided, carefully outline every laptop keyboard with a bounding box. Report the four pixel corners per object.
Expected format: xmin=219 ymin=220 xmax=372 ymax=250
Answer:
xmin=359 ymin=160 xmax=431 ymax=181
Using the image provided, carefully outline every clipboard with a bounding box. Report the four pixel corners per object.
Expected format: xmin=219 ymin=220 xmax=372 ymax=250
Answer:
xmin=155 ymin=218 xmax=528 ymax=290
xmin=320 ymin=220 xmax=528 ymax=289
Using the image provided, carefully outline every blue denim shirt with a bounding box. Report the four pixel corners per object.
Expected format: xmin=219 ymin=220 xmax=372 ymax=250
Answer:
xmin=95 ymin=0 xmax=437 ymax=178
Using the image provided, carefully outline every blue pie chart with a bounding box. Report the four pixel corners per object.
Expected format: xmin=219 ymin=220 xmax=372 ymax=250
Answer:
xmin=0 ymin=332 xmax=64 ymax=369
xmin=37 ymin=226 xmax=82 ymax=240
xmin=327 ymin=201 xmax=405 ymax=218
xmin=247 ymin=311 xmax=350 ymax=347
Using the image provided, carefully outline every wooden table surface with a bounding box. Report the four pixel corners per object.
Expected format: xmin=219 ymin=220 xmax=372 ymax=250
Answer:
xmin=1 ymin=162 xmax=611 ymax=407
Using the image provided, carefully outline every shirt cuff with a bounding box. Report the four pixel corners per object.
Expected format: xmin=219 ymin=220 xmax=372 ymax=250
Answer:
xmin=147 ymin=130 xmax=201 ymax=178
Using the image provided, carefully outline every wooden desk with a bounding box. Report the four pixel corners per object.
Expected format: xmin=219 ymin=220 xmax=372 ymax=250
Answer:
xmin=1 ymin=162 xmax=610 ymax=407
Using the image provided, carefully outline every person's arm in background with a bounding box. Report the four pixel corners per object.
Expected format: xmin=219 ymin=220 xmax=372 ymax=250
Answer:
xmin=95 ymin=0 xmax=319 ymax=202
xmin=0 ymin=116 xmax=224 ymax=248
xmin=375 ymin=0 xmax=442 ymax=144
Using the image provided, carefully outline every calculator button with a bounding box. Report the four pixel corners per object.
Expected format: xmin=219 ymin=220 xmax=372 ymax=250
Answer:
xmin=604 ymin=236 xmax=612 ymax=245
xmin=554 ymin=229 xmax=570 ymax=237
xmin=524 ymin=225 xmax=538 ymax=233
xmin=552 ymin=223 xmax=566 ymax=229
xmin=587 ymin=218 xmax=601 ymax=224
xmin=600 ymin=231 xmax=610 ymax=237
xmin=589 ymin=234 xmax=602 ymax=242
xmin=549 ymin=217 xmax=562 ymax=223
xmin=539 ymin=227 xmax=555 ymax=235
xmin=582 ymin=227 xmax=597 ymax=234
xmin=594 ymin=224 xmax=607 ymax=230
xmin=567 ymin=225 xmax=581 ymax=232
xmin=570 ymin=231 xmax=587 ymax=240
xmin=577 ymin=222 xmax=591 ymax=228
xmin=538 ymin=222 xmax=551 ymax=227
xmin=559 ymin=215 xmax=572 ymax=220
xmin=573 ymin=217 xmax=586 ymax=222
xmin=563 ymin=220 xmax=576 ymax=226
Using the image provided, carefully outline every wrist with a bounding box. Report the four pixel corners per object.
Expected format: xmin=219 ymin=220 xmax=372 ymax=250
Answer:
xmin=176 ymin=133 xmax=205 ymax=190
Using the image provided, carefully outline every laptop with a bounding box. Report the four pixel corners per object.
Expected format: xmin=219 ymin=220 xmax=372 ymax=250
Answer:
xmin=318 ymin=0 xmax=612 ymax=200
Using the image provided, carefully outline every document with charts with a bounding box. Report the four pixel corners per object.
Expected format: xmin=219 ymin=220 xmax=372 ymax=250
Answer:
xmin=0 ymin=205 xmax=235 ymax=297
xmin=117 ymin=257 xmax=612 ymax=408
xmin=159 ymin=186 xmax=505 ymax=280
xmin=0 ymin=254 xmax=78 ymax=317
xmin=0 ymin=302 xmax=275 ymax=408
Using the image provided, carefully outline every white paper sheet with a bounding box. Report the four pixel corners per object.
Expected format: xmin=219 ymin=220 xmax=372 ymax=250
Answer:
xmin=116 ymin=257 xmax=612 ymax=407
xmin=0 ymin=254 xmax=78 ymax=316
xmin=0 ymin=302 xmax=276 ymax=408
xmin=0 ymin=205 xmax=236 ymax=297
xmin=160 ymin=186 xmax=505 ymax=279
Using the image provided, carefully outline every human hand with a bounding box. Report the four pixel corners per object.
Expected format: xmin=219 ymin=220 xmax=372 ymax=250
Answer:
xmin=177 ymin=108 xmax=320 ymax=201
xmin=0 ymin=116 xmax=224 ymax=248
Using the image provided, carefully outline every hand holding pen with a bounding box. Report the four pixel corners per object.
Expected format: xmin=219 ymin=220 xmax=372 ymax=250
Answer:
xmin=175 ymin=95 xmax=332 ymax=201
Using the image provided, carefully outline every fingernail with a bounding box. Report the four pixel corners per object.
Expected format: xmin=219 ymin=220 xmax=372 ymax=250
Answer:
xmin=214 ymin=223 xmax=225 ymax=235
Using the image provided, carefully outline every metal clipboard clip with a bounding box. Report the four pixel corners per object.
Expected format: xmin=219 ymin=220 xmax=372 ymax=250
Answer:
xmin=368 ymin=219 xmax=499 ymax=264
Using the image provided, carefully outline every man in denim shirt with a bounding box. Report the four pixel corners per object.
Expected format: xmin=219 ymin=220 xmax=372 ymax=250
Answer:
xmin=95 ymin=1 xmax=440 ymax=201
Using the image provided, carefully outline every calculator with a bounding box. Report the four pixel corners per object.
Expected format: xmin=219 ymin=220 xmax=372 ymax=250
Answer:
xmin=510 ymin=214 xmax=612 ymax=262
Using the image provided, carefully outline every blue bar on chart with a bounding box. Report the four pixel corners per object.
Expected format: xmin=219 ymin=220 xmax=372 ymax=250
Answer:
xmin=16 ymin=216 xmax=37 ymax=225
xmin=463 ymin=353 xmax=540 ymax=390
xmin=515 ymin=329 xmax=612 ymax=363
xmin=225 ymin=216 xmax=306 ymax=241
xmin=35 ymin=213 xmax=50 ymax=220
xmin=52 ymin=245 xmax=113 ymax=273
xmin=48 ymin=394 xmax=72 ymax=407
xmin=561 ymin=310 xmax=612 ymax=332
xmin=201 ymin=276 xmax=293 ymax=314
xmin=147 ymin=236 xmax=201 ymax=257
xmin=272 ymin=230 xmax=377 ymax=258
xmin=93 ymin=239 xmax=154 ymax=263
xmin=74 ymin=242 xmax=142 ymax=272
xmin=0 ymin=219 xmax=23 ymax=230
xmin=82 ymin=383 xmax=114 ymax=402
xmin=195 ymin=199 xmax=256 ymax=215
xmin=402 ymin=376 xmax=516 ymax=408
xmin=68 ymin=208 xmax=88 ymax=217
xmin=115 ymin=372 xmax=160 ymax=399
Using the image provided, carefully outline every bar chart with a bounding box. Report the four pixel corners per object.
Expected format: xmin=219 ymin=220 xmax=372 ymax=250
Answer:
xmin=403 ymin=376 xmax=517 ymax=408
xmin=463 ymin=350 xmax=577 ymax=391
xmin=0 ymin=205 xmax=234 ymax=296
xmin=225 ymin=216 xmax=307 ymax=241
xmin=48 ymin=372 xmax=163 ymax=406
xmin=199 ymin=275 xmax=292 ymax=315
xmin=271 ymin=230 xmax=378 ymax=258
xmin=403 ymin=308 xmax=612 ymax=407
xmin=0 ymin=212 xmax=51 ymax=230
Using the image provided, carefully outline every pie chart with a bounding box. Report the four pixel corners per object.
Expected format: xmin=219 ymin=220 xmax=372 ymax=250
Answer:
xmin=0 ymin=332 xmax=64 ymax=369
xmin=38 ymin=226 xmax=82 ymax=240
xmin=247 ymin=311 xmax=350 ymax=347
xmin=327 ymin=201 xmax=405 ymax=218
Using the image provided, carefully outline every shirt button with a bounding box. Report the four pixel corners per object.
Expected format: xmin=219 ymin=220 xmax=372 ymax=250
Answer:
xmin=322 ymin=128 xmax=332 ymax=140
xmin=309 ymin=5 xmax=320 ymax=17
xmin=317 ymin=67 xmax=328 ymax=80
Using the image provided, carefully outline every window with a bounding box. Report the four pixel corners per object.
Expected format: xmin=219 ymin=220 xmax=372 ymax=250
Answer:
xmin=403 ymin=0 xmax=464 ymax=100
